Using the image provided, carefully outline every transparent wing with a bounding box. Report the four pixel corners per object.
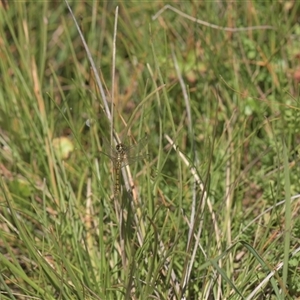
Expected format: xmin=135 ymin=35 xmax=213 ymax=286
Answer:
xmin=118 ymin=135 xmax=148 ymax=167
xmin=100 ymin=138 xmax=118 ymax=160
xmin=125 ymin=135 xmax=148 ymax=160
xmin=101 ymin=135 xmax=148 ymax=168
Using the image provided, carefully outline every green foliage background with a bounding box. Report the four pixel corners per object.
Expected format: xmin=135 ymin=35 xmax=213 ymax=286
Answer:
xmin=1 ymin=1 xmax=300 ymax=299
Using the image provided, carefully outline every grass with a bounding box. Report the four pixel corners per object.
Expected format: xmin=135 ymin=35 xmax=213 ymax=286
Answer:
xmin=1 ymin=1 xmax=300 ymax=299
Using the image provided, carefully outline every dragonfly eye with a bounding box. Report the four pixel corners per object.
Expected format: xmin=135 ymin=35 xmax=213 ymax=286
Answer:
xmin=116 ymin=143 xmax=126 ymax=152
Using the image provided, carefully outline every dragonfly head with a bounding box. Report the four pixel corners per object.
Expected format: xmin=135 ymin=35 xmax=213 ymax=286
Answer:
xmin=116 ymin=143 xmax=127 ymax=153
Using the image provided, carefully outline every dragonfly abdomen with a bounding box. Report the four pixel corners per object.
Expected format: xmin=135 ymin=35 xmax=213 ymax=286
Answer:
xmin=113 ymin=154 xmax=125 ymax=196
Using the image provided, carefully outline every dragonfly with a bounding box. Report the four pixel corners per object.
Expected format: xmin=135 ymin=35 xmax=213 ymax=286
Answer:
xmin=101 ymin=135 xmax=148 ymax=196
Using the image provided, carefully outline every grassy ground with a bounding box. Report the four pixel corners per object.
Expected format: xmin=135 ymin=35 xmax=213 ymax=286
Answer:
xmin=1 ymin=1 xmax=300 ymax=299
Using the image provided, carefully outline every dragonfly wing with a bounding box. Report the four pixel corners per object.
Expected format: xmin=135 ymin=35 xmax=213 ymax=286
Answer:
xmin=100 ymin=137 xmax=118 ymax=161
xmin=120 ymin=153 xmax=148 ymax=167
xmin=126 ymin=135 xmax=148 ymax=156
xmin=120 ymin=135 xmax=148 ymax=167
xmin=101 ymin=135 xmax=148 ymax=167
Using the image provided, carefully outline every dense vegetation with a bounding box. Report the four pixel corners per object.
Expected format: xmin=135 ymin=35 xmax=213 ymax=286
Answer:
xmin=1 ymin=1 xmax=300 ymax=299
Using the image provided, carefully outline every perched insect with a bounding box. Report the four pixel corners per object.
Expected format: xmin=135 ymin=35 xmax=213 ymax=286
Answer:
xmin=102 ymin=135 xmax=148 ymax=196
